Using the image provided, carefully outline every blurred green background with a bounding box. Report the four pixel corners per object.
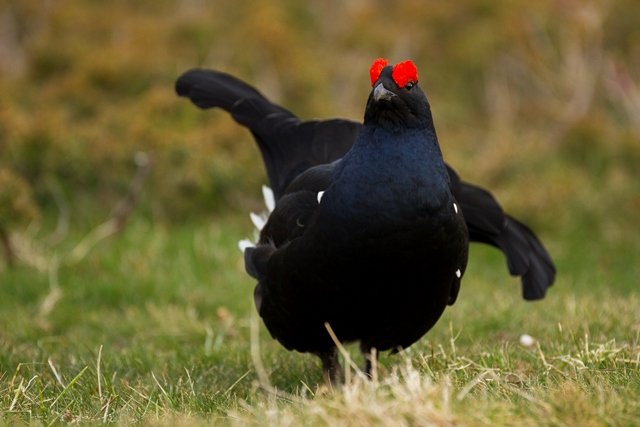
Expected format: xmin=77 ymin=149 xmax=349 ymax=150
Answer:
xmin=1 ymin=0 xmax=639 ymax=282
xmin=1 ymin=1 xmax=639 ymax=423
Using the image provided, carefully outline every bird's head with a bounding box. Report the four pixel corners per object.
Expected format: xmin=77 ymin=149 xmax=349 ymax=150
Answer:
xmin=364 ymin=58 xmax=432 ymax=130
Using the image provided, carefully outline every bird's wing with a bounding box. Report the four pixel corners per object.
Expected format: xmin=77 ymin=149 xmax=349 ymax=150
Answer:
xmin=245 ymin=161 xmax=336 ymax=278
xmin=448 ymin=168 xmax=556 ymax=300
xmin=176 ymin=69 xmax=359 ymax=199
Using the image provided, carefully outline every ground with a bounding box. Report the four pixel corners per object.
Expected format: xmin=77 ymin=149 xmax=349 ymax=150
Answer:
xmin=1 ymin=216 xmax=638 ymax=425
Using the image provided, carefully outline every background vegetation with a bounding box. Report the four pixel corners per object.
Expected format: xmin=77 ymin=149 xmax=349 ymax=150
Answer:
xmin=1 ymin=0 xmax=639 ymax=424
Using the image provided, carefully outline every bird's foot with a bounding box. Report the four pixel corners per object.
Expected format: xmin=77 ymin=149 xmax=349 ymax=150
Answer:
xmin=318 ymin=348 xmax=343 ymax=388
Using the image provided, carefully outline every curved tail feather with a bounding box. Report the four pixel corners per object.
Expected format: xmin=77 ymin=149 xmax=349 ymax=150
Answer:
xmin=449 ymin=171 xmax=555 ymax=299
xmin=176 ymin=69 xmax=358 ymax=198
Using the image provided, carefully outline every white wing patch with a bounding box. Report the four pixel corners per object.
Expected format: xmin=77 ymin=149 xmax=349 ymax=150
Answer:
xmin=250 ymin=212 xmax=267 ymax=231
xmin=453 ymin=202 xmax=458 ymax=214
xmin=317 ymin=191 xmax=325 ymax=204
xmin=238 ymin=239 xmax=255 ymax=252
xmin=262 ymin=185 xmax=275 ymax=213
xmin=239 ymin=186 xmax=275 ymax=252
xmin=456 ymin=269 xmax=462 ymax=278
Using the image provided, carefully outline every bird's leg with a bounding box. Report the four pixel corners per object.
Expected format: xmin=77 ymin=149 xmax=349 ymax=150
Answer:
xmin=360 ymin=343 xmax=378 ymax=379
xmin=318 ymin=347 xmax=343 ymax=387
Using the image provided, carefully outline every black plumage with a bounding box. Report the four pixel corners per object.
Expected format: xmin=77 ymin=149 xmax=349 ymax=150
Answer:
xmin=176 ymin=60 xmax=555 ymax=383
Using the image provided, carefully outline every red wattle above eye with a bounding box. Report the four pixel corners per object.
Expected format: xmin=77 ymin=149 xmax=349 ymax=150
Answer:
xmin=392 ymin=60 xmax=418 ymax=88
xmin=370 ymin=58 xmax=388 ymax=86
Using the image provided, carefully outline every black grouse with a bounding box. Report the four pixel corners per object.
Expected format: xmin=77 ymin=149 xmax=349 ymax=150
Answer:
xmin=176 ymin=58 xmax=555 ymax=383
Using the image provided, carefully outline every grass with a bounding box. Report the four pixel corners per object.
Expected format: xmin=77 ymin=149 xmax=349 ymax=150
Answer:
xmin=1 ymin=212 xmax=639 ymax=425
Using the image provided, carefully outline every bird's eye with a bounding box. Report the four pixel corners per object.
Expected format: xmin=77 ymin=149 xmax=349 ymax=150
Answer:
xmin=405 ymin=81 xmax=415 ymax=90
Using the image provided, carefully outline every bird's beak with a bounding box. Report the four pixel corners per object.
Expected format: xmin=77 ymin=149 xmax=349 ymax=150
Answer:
xmin=373 ymin=83 xmax=396 ymax=102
